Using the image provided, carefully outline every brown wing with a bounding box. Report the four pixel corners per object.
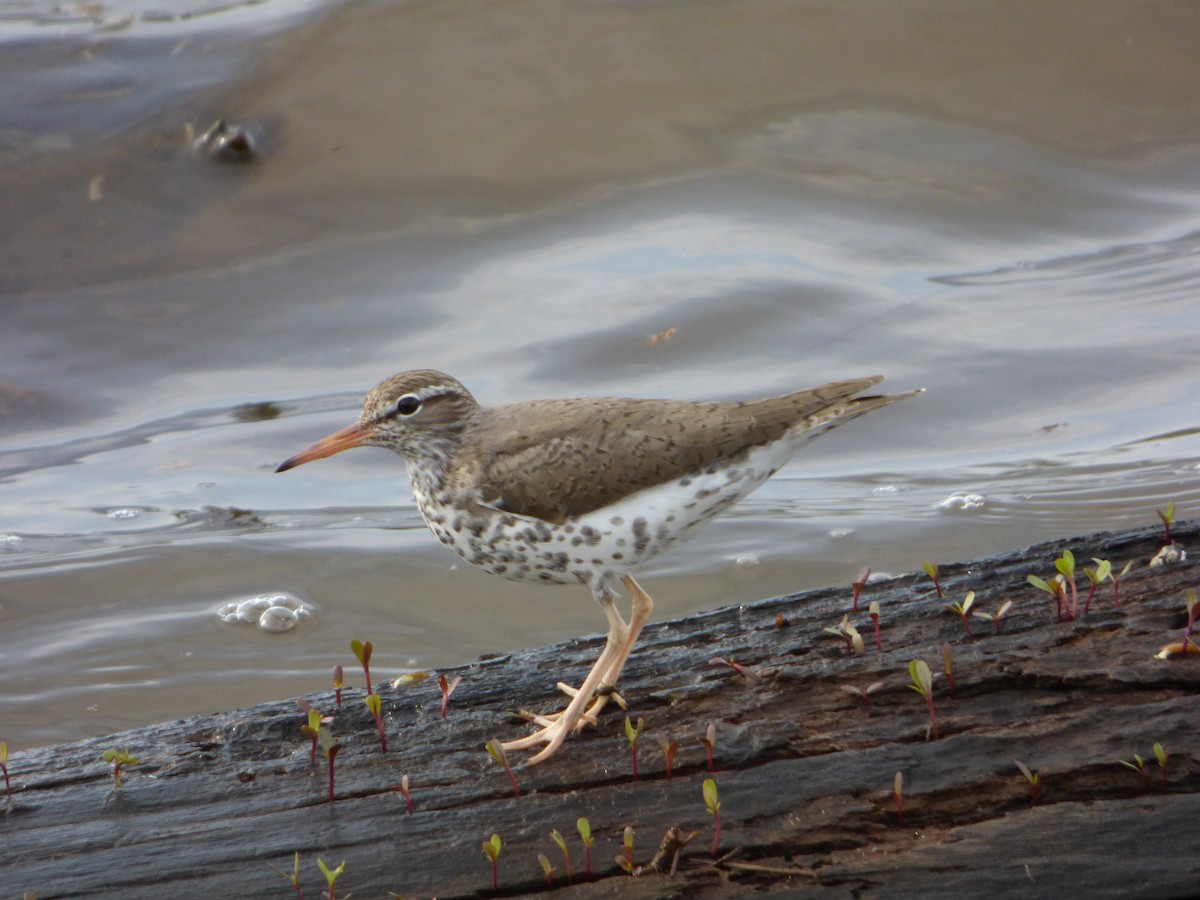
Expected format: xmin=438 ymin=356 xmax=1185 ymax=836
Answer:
xmin=452 ymin=377 xmax=909 ymax=523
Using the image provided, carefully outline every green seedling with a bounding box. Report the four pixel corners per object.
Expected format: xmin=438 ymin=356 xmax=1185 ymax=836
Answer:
xmin=332 ymin=664 xmax=343 ymax=708
xmin=1082 ymin=561 xmax=1106 ymax=615
xmin=923 ymin=560 xmax=943 ymax=598
xmin=1014 ymin=760 xmax=1040 ymax=807
xmin=701 ymin=722 xmax=717 ymax=772
xmin=317 ymin=858 xmax=345 ymax=900
xmin=942 ymin=642 xmax=956 ymax=699
xmin=908 ymin=659 xmax=937 ymax=740
xmin=944 ymin=590 xmax=975 ymax=636
xmin=974 ymin=599 xmax=1014 ymax=634
xmin=318 ymin=726 xmax=340 ymax=803
xmin=537 ymin=852 xmax=554 ymax=887
xmin=481 ymin=833 xmax=502 ymax=890
xmin=702 ymin=778 xmax=721 ymax=858
xmin=824 ymin=614 xmax=865 ymax=657
xmin=1028 ymin=572 xmax=1068 ymax=622
xmin=267 ymin=852 xmax=305 ymax=900
xmin=550 ymin=828 xmax=572 ymax=884
xmin=0 ymin=741 xmax=9 ymax=802
xmin=1156 ymin=500 xmax=1175 ymax=545
xmin=351 ymin=639 xmax=374 ymax=695
xmin=1183 ymin=590 xmax=1199 ymax=657
xmin=365 ymin=692 xmax=388 ymax=753
xmin=392 ymin=670 xmax=431 ymax=688
xmin=1154 ymin=742 xmax=1168 ymax=793
xmin=657 ymin=733 xmax=680 ymax=779
xmin=1055 ymin=550 xmax=1079 ymax=620
xmin=893 ymin=771 xmax=904 ymax=826
xmin=868 ymin=600 xmax=883 ymax=650
xmin=616 ymin=826 xmax=635 ymax=875
xmin=438 ymin=673 xmax=463 ymax=719
xmin=486 ymin=739 xmax=520 ymax=797
xmin=103 ymin=748 xmax=137 ymax=790
xmin=298 ymin=704 xmax=325 ymax=762
xmin=577 ymin=817 xmax=594 ymax=875
xmin=839 ymin=680 xmax=884 ymax=707
xmin=1119 ymin=753 xmax=1151 ymax=790
xmin=625 ymin=715 xmax=644 ymax=781
xmin=709 ymin=655 xmax=763 ymax=681
xmin=395 ymin=773 xmax=413 ymax=813
xmin=1094 ymin=558 xmax=1133 ymax=608
xmin=852 ymin=565 xmax=871 ymax=612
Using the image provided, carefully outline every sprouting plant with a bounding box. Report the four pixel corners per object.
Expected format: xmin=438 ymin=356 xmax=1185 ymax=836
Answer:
xmin=351 ymin=639 xmax=373 ymax=695
xmin=616 ymin=826 xmax=635 ymax=875
xmin=550 ymin=829 xmax=572 ymax=884
xmin=908 ymin=659 xmax=937 ymax=740
xmin=974 ymin=599 xmax=1014 ymax=634
xmin=1014 ymin=760 xmax=1039 ymax=807
xmin=625 ymin=716 xmax=644 ymax=781
xmin=944 ymin=590 xmax=975 ymax=636
xmin=300 ymin=706 xmax=323 ymax=762
xmin=577 ymin=817 xmax=594 ymax=875
xmin=923 ymin=560 xmax=943 ymax=599
xmin=365 ymin=692 xmax=387 ymax=753
xmin=481 ymin=833 xmax=502 ymax=890
xmin=708 ymin=656 xmax=762 ymax=681
xmin=657 ymin=733 xmax=680 ymax=779
xmin=824 ymin=614 xmax=865 ymax=657
xmin=318 ymin=727 xmax=340 ymax=803
xmin=332 ymin=664 xmax=343 ymax=708
xmin=1119 ymin=753 xmax=1150 ymax=790
xmin=391 ymin=670 xmax=431 ymax=688
xmin=852 ymin=565 xmax=871 ymax=612
xmin=486 ymin=739 xmax=520 ymax=797
xmin=868 ymin=600 xmax=883 ymax=650
xmin=774 ymin=613 xmax=787 ymax=629
xmin=1055 ymin=550 xmax=1079 ymax=620
xmin=839 ymin=680 xmax=884 ymax=707
xmin=396 ymin=774 xmax=413 ymax=813
xmin=316 ymin=858 xmax=345 ymax=900
xmin=702 ymin=778 xmax=721 ymax=858
xmin=537 ymin=852 xmax=554 ymax=887
xmin=1028 ymin=572 xmax=1068 ymax=622
xmin=893 ymin=771 xmax=904 ymax=826
xmin=1183 ymin=589 xmax=1199 ymax=657
xmin=267 ymin=851 xmax=304 ymax=900
xmin=438 ymin=673 xmax=463 ymax=719
xmin=1154 ymin=742 xmax=1168 ymax=793
xmin=1 ymin=741 xmax=9 ymax=802
xmin=103 ymin=748 xmax=137 ymax=790
xmin=1156 ymin=500 xmax=1175 ymax=545
xmin=1082 ymin=561 xmax=1106 ymax=615
xmin=1094 ymin=558 xmax=1133 ymax=608
xmin=701 ymin=722 xmax=717 ymax=772
xmin=297 ymin=700 xmax=333 ymax=761
xmin=942 ymin=642 xmax=956 ymax=699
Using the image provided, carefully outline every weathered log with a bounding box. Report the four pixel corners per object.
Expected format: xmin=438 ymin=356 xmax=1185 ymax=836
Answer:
xmin=3 ymin=521 xmax=1197 ymax=899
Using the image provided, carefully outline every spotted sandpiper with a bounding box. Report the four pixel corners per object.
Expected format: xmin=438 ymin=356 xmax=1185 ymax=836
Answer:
xmin=277 ymin=370 xmax=918 ymax=763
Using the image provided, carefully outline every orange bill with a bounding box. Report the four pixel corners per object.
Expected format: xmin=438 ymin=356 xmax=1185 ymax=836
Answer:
xmin=276 ymin=422 xmax=369 ymax=472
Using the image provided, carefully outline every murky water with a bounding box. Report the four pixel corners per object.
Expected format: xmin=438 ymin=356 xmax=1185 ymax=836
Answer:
xmin=2 ymin=0 xmax=1200 ymax=750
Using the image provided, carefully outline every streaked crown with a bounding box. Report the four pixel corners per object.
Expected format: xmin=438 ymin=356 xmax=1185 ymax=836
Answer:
xmin=358 ymin=369 xmax=480 ymax=460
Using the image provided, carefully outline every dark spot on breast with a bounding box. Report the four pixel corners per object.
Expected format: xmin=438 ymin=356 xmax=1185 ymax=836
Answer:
xmin=610 ymin=516 xmax=625 ymax=526
xmin=580 ymin=525 xmax=601 ymax=546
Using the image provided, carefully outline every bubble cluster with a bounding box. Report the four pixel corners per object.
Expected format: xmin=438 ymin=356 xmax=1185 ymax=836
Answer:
xmin=217 ymin=594 xmax=313 ymax=633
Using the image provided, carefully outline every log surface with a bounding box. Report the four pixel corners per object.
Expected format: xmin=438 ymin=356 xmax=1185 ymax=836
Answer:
xmin=3 ymin=521 xmax=1198 ymax=899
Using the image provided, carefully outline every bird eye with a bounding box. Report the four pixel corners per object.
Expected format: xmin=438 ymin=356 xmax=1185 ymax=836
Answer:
xmin=394 ymin=394 xmax=422 ymax=416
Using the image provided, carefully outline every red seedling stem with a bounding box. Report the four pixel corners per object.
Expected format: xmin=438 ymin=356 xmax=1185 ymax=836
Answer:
xmin=326 ymin=745 xmax=340 ymax=803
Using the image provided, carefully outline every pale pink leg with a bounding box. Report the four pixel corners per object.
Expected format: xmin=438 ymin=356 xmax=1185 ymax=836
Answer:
xmin=502 ymin=575 xmax=653 ymax=765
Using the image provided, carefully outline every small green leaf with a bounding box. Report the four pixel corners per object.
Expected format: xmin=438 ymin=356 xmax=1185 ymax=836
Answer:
xmin=365 ymin=692 xmax=381 ymax=717
xmin=1153 ymin=742 xmax=1167 ymax=767
xmin=923 ymin=560 xmax=938 ymax=579
xmin=577 ymin=817 xmax=593 ymax=846
xmin=1027 ymin=574 xmax=1051 ymax=593
xmin=351 ymin=639 xmax=372 ymax=666
xmin=550 ymin=829 xmax=567 ymax=853
xmin=482 ymin=833 xmax=502 ymax=861
xmin=486 ymin=738 xmax=507 ymax=767
xmin=702 ymin=777 xmax=720 ymax=815
xmin=1014 ymin=760 xmax=1038 ymax=785
xmin=317 ymin=858 xmax=345 ymax=886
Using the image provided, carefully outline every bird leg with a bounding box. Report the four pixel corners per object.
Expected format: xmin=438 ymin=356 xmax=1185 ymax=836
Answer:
xmin=502 ymin=575 xmax=654 ymax=764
